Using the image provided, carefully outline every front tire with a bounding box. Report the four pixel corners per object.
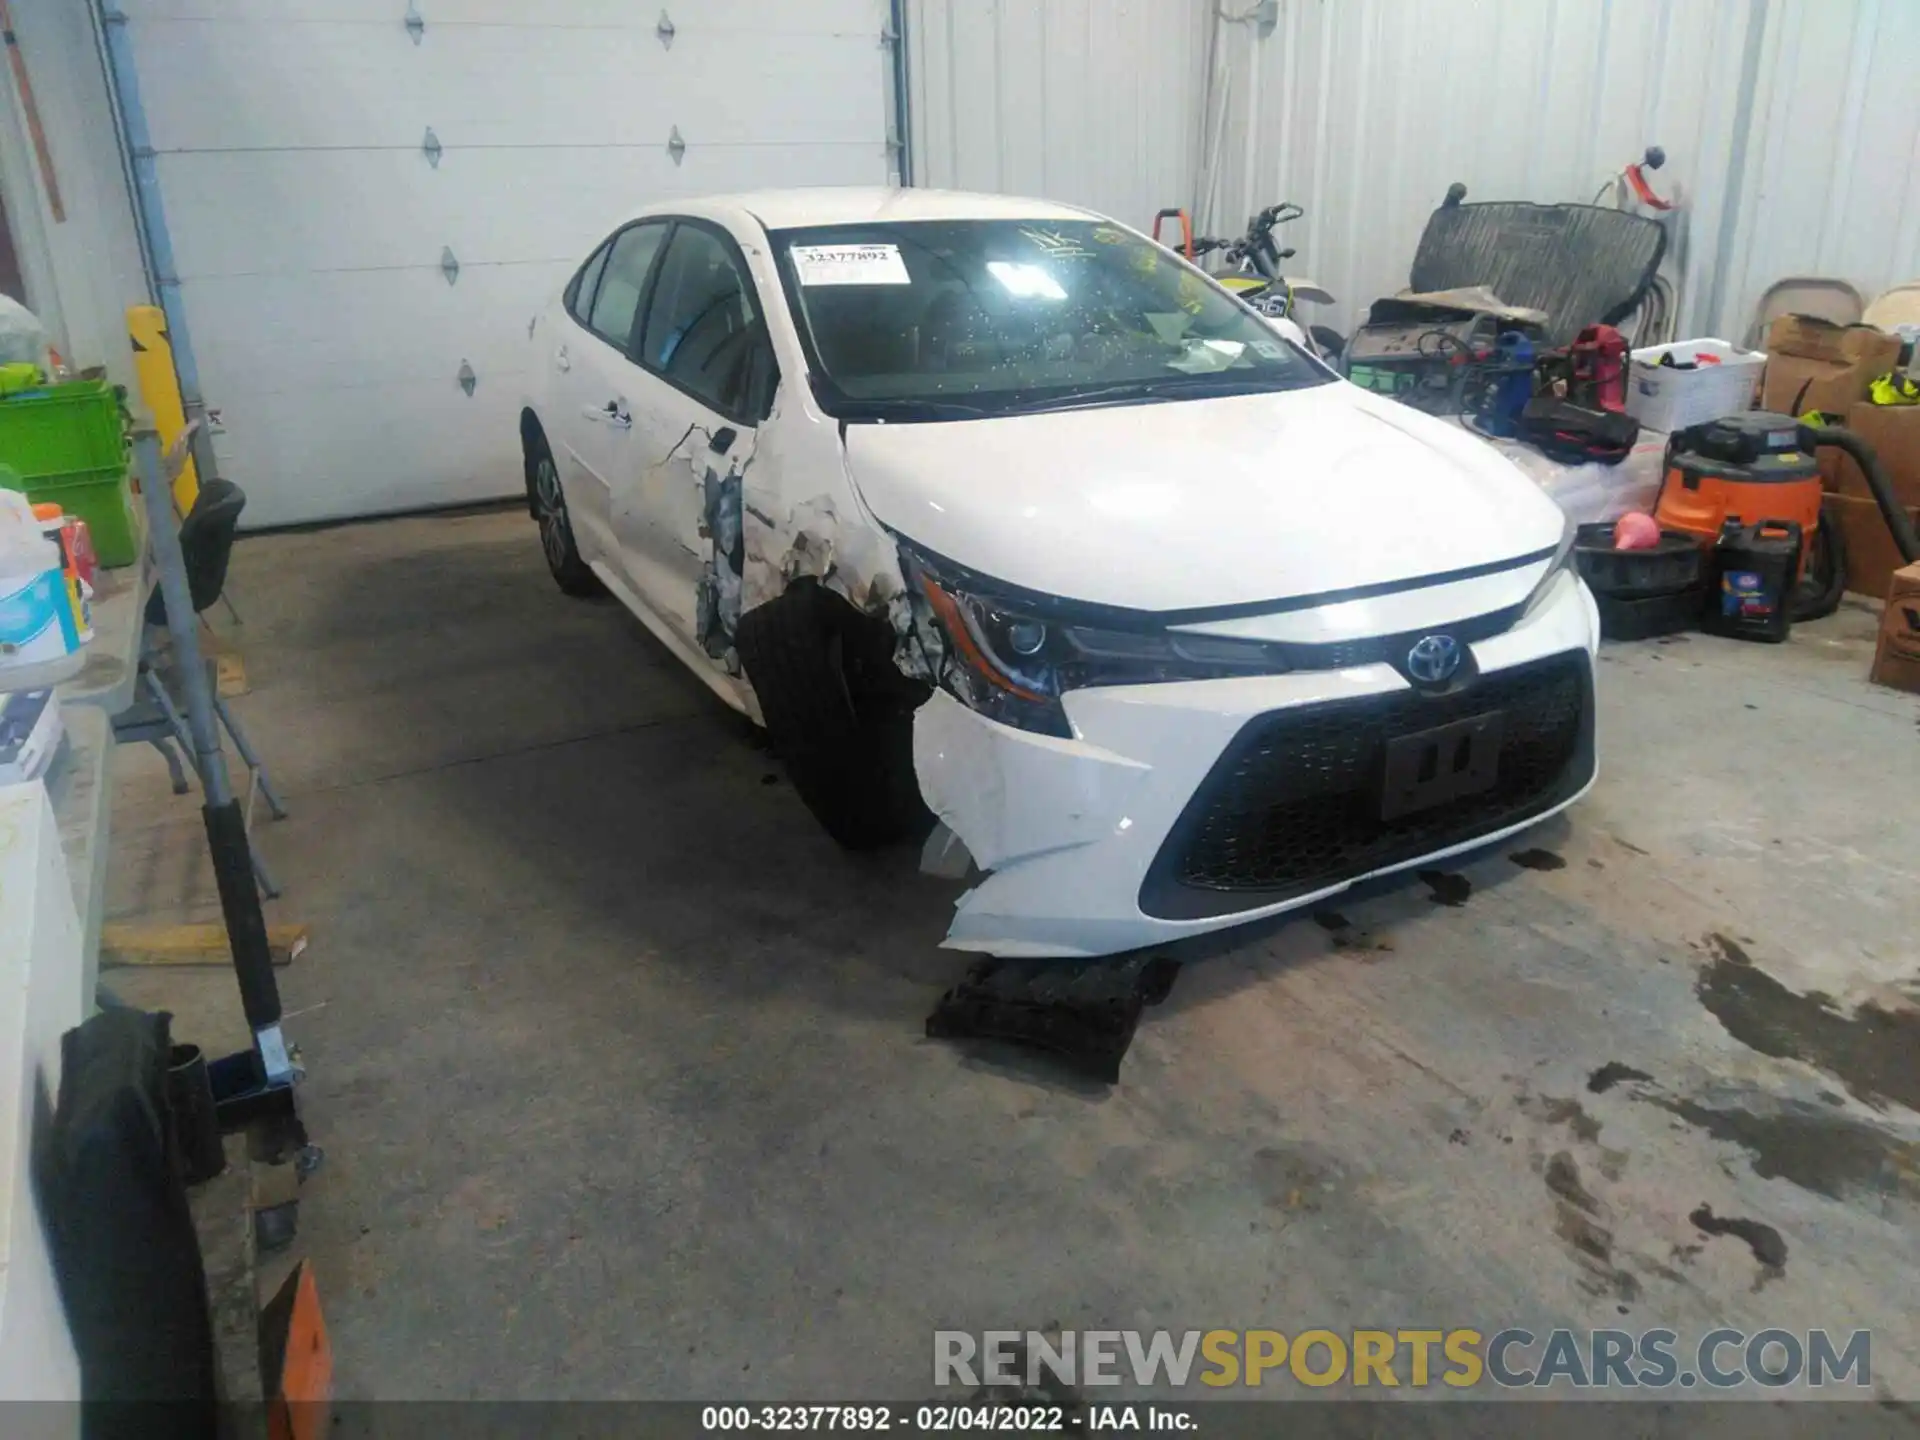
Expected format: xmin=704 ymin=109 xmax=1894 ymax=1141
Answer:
xmin=735 ymin=582 xmax=931 ymax=850
xmin=524 ymin=425 xmax=601 ymax=597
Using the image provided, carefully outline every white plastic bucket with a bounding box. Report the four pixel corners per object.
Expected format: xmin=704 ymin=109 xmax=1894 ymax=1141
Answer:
xmin=1625 ymin=338 xmax=1766 ymax=432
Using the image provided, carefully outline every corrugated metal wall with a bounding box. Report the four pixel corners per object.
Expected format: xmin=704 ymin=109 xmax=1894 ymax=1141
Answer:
xmin=1719 ymin=0 xmax=1920 ymax=340
xmin=906 ymin=0 xmax=1209 ymax=233
xmin=1202 ymin=0 xmax=1749 ymax=339
xmin=912 ymin=0 xmax=1920 ymax=345
xmin=1205 ymin=0 xmax=1920 ymax=340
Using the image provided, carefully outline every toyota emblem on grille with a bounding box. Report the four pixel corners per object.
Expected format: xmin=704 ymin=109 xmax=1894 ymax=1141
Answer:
xmin=1406 ymin=634 xmax=1462 ymax=685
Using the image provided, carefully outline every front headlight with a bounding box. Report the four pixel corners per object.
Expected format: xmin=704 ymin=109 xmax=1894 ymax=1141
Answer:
xmin=1519 ymin=513 xmax=1579 ymax=621
xmin=898 ymin=544 xmax=1289 ymax=737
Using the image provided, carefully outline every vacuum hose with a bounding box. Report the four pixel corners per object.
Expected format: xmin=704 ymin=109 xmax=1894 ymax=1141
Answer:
xmin=1807 ymin=425 xmax=1920 ymax=564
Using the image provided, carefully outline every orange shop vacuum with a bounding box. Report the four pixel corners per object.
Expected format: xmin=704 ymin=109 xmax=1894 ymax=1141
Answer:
xmin=1653 ymin=410 xmax=1920 ymax=624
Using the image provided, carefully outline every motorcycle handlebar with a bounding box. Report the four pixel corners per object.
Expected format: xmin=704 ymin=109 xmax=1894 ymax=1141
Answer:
xmin=1253 ymin=202 xmax=1305 ymax=230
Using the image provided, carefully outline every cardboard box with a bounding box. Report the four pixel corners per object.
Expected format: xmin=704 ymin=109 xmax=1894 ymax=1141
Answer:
xmin=1831 ymin=400 xmax=1920 ymax=507
xmin=1818 ymin=444 xmax=1845 ymax=491
xmin=1869 ymin=561 xmax=1920 ymax=694
xmin=1759 ymin=315 xmax=1902 ymax=417
xmin=1828 ymin=492 xmax=1920 ymax=599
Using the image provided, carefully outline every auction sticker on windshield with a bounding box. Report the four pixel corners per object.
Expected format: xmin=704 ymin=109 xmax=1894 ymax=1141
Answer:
xmin=791 ymin=244 xmax=911 ymax=286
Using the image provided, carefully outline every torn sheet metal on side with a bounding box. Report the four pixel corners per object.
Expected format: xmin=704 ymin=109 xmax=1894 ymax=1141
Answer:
xmin=695 ymin=462 xmax=746 ymax=672
xmin=738 ymin=444 xmax=933 ymax=676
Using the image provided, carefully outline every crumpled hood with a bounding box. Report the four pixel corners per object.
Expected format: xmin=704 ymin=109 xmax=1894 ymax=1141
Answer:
xmin=843 ymin=385 xmax=1565 ymax=613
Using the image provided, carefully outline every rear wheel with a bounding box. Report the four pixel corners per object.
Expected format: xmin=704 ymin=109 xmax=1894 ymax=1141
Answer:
xmin=525 ymin=426 xmax=600 ymax=597
xmin=735 ymin=581 xmax=932 ymax=849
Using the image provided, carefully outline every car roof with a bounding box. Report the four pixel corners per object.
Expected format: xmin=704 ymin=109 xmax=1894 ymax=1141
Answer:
xmin=630 ymin=186 xmax=1102 ymax=231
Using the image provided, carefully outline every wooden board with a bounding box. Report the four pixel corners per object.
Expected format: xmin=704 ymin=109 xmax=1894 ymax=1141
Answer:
xmin=100 ymin=921 xmax=308 ymax=968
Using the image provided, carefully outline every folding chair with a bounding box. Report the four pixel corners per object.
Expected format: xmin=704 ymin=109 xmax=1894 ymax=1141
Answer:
xmin=112 ymin=478 xmax=288 ymax=897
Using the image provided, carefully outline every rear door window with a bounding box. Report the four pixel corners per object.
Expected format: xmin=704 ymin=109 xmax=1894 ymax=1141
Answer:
xmin=585 ymin=222 xmax=669 ymax=351
xmin=565 ymin=241 xmax=612 ymax=325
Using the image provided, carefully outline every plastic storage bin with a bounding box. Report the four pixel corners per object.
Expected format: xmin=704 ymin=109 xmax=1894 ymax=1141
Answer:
xmin=1572 ymin=521 xmax=1708 ymax=640
xmin=0 ymin=379 xmax=126 ymax=480
xmin=1624 ymin=339 xmax=1766 ymax=434
xmin=1 ymin=462 xmax=139 ymax=567
xmin=1571 ymin=522 xmax=1706 ymax=596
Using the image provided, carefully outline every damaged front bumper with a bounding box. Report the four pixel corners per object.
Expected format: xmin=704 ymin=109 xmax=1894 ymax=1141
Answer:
xmin=913 ymin=571 xmax=1601 ymax=958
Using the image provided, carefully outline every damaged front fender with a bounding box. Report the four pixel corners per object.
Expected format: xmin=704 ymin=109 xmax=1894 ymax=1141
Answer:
xmin=742 ymin=490 xmax=907 ymax=619
xmin=737 ymin=418 xmax=938 ymax=686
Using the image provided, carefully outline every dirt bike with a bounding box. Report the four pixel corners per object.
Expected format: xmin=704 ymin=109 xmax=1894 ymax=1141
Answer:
xmin=1163 ymin=202 xmax=1346 ymax=361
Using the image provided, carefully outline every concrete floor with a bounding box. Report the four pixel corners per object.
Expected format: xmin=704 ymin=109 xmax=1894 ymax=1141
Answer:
xmin=105 ymin=508 xmax=1920 ymax=1403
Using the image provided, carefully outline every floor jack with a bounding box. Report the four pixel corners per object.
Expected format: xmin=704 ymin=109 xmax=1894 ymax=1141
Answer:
xmin=133 ymin=427 xmax=318 ymax=1213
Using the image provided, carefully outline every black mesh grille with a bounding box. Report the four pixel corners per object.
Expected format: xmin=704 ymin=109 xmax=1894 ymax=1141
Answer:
xmin=1140 ymin=651 xmax=1593 ymax=920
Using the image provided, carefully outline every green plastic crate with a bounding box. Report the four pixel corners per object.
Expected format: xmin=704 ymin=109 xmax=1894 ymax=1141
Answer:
xmin=0 ymin=379 xmax=127 ymax=481
xmin=3 ymin=462 xmax=141 ymax=568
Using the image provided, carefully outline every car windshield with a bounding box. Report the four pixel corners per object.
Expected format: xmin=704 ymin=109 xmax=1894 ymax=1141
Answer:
xmin=769 ymin=218 xmax=1330 ymax=420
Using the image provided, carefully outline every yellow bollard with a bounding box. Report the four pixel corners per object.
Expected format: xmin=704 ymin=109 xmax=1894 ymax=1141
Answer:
xmin=127 ymin=304 xmax=199 ymax=513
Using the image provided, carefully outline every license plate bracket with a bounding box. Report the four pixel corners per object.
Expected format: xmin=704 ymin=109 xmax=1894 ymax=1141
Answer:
xmin=1379 ymin=711 xmax=1505 ymax=821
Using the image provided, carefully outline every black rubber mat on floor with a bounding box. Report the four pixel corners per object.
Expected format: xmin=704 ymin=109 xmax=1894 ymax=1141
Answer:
xmin=926 ymin=954 xmax=1180 ymax=1083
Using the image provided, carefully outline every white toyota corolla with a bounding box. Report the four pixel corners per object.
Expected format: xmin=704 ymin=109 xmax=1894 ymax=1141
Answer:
xmin=520 ymin=187 xmax=1600 ymax=959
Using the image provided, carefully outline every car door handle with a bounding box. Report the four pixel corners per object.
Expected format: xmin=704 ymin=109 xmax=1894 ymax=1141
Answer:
xmin=603 ymin=400 xmax=631 ymax=430
xmin=555 ymin=344 xmax=571 ymax=373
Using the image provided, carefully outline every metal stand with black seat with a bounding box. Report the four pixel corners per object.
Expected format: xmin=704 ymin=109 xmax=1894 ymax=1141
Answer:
xmin=112 ymin=472 xmax=288 ymax=897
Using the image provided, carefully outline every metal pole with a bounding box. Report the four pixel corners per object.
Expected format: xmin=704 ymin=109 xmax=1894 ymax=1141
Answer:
xmin=95 ymin=4 xmax=223 ymax=492
xmin=1701 ymin=0 xmax=1773 ymax=340
xmin=885 ymin=0 xmax=913 ymax=187
xmin=133 ymin=428 xmax=291 ymax=1083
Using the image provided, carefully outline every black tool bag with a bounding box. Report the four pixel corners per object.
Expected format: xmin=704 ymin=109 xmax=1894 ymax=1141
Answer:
xmin=1515 ymin=397 xmax=1641 ymax=465
xmin=40 ymin=1007 xmax=219 ymax=1438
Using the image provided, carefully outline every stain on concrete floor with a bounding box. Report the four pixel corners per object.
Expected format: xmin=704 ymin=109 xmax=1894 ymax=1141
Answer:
xmin=1417 ymin=870 xmax=1473 ymax=906
xmin=1657 ymin=1095 xmax=1920 ymax=1204
xmin=1509 ymin=848 xmax=1567 ymax=871
xmin=1587 ymin=1062 xmax=1653 ymax=1095
xmin=1689 ymin=1204 xmax=1788 ymax=1273
xmin=1696 ymin=933 xmax=1920 ymax=1112
xmin=1544 ymin=1152 xmax=1641 ymax=1303
xmin=1535 ymin=1095 xmax=1604 ymax=1144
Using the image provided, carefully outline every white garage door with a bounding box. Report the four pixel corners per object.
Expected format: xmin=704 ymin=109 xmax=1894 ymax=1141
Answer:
xmin=120 ymin=0 xmax=895 ymax=527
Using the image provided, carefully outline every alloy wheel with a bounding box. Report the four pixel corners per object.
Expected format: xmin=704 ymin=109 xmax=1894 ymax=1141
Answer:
xmin=534 ymin=454 xmax=569 ymax=572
